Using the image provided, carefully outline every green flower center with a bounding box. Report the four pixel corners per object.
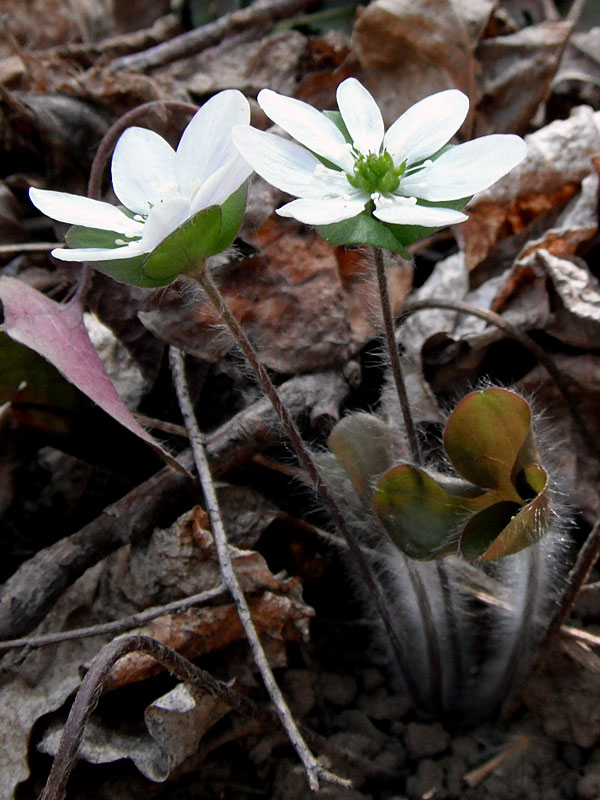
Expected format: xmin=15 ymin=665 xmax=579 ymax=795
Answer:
xmin=346 ymin=150 xmax=406 ymax=195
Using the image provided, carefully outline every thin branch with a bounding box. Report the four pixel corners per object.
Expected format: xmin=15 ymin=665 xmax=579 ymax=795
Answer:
xmin=109 ymin=0 xmax=320 ymax=73
xmin=0 ymin=585 xmax=225 ymax=652
xmin=400 ymin=298 xmax=600 ymax=461
xmin=0 ymin=369 xmax=352 ymax=642
xmin=196 ymin=270 xmax=427 ymax=713
xmin=0 ymin=242 xmax=58 ymax=255
xmin=566 ymin=0 xmax=589 ymax=24
xmin=169 ymin=347 xmax=345 ymax=791
xmin=373 ymin=247 xmax=420 ymax=463
xmin=40 ymin=634 xmax=354 ymax=800
xmin=538 ymin=519 xmax=600 ymax=656
xmin=87 ymin=99 xmax=199 ymax=200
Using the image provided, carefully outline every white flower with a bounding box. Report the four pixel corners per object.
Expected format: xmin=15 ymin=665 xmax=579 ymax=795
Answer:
xmin=232 ymin=79 xmax=527 ymax=228
xmin=30 ymin=90 xmax=253 ymax=262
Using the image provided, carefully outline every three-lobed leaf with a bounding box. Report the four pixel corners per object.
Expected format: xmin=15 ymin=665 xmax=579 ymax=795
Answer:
xmin=329 ymin=388 xmax=551 ymax=561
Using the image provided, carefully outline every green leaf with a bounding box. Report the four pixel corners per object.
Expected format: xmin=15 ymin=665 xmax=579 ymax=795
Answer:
xmin=142 ymin=205 xmax=223 ymax=280
xmin=208 ymin=182 xmax=247 ymax=256
xmin=443 ymin=388 xmax=531 ymax=494
xmin=318 ymin=213 xmax=411 ymax=257
xmin=460 ymin=501 xmax=523 ymax=560
xmin=374 ymin=465 xmax=470 ymax=560
xmin=462 ymin=465 xmax=550 ymax=560
xmin=327 ymin=413 xmax=396 ymax=503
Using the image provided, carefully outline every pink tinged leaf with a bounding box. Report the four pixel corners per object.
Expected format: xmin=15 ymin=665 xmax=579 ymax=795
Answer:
xmin=0 ymin=277 xmax=184 ymax=472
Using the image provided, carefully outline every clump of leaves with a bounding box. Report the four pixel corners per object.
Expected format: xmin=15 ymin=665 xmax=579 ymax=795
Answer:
xmin=328 ymin=387 xmax=551 ymax=562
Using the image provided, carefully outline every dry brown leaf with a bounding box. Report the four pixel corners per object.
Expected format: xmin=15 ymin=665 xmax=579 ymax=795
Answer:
xmin=536 ymin=251 xmax=600 ymax=349
xmin=0 ymin=500 xmax=310 ymax=797
xmin=458 ymin=106 xmax=600 ymax=270
xmin=352 ymin=0 xmax=493 ymax=125
xmin=161 ymin=30 xmax=310 ymax=98
xmin=39 ymin=683 xmax=232 ymax=782
xmin=517 ymin=355 xmax=600 ymax=522
xmin=139 ymin=222 xmax=412 ymax=374
xmin=553 ymin=28 xmax=600 ymax=105
xmin=474 ymin=21 xmax=572 ymax=135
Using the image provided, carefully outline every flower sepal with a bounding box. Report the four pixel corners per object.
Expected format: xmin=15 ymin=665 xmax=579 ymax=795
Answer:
xmin=65 ymin=184 xmax=248 ymax=288
xmin=143 ymin=183 xmax=247 ymax=282
xmin=317 ymin=213 xmax=411 ymax=258
xmin=65 ymin=223 xmax=162 ymax=288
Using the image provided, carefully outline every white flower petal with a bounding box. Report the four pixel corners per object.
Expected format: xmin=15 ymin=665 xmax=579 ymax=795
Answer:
xmin=257 ymin=88 xmax=354 ymax=171
xmin=233 ymin=126 xmax=333 ymax=199
xmin=138 ymin=197 xmax=192 ymax=252
xmin=400 ymin=134 xmax=527 ymax=201
xmin=190 ymin=153 xmax=253 ymax=215
xmin=51 ymin=243 xmax=146 ymax=262
xmin=176 ymin=90 xmax=251 ymax=197
xmin=373 ymin=198 xmax=468 ymax=226
xmin=277 ymin=196 xmax=366 ymax=225
xmin=336 ymin=78 xmax=384 ymax=155
xmin=29 ymin=188 xmax=143 ymax=237
xmin=384 ymin=90 xmax=469 ymax=166
xmin=111 ymin=127 xmax=178 ymax=213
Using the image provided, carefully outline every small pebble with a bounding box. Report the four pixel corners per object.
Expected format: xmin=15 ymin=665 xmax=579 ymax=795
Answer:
xmin=405 ymin=722 xmax=451 ymax=759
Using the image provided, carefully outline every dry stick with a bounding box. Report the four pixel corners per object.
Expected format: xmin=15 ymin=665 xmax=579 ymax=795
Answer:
xmin=169 ymin=347 xmax=346 ymax=792
xmin=0 ymin=369 xmax=351 ymax=642
xmin=0 ymin=242 xmax=58 ymax=255
xmin=87 ymin=99 xmax=199 ymax=199
xmin=109 ymin=0 xmax=320 ymax=73
xmin=536 ymin=519 xmax=600 ymax=661
xmin=196 ymin=269 xmax=427 ymax=712
xmin=0 ymin=585 xmax=226 ymax=652
xmin=39 ymin=634 xmax=390 ymax=800
xmin=39 ymin=635 xmax=356 ymax=800
xmin=400 ymin=298 xmax=600 ymax=461
xmin=566 ymin=0 xmax=589 ymax=24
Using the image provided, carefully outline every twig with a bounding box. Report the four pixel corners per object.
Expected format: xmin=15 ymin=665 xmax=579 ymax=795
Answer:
xmin=109 ymin=0 xmax=320 ymax=73
xmin=373 ymin=247 xmax=420 ymax=463
xmin=541 ymin=0 xmax=561 ymax=20
xmin=0 ymin=585 xmax=225 ymax=652
xmin=169 ymin=347 xmax=343 ymax=791
xmin=0 ymin=369 xmax=352 ymax=641
xmin=537 ymin=519 xmax=600 ymax=656
xmin=196 ymin=269 xmax=427 ymax=713
xmin=87 ymin=99 xmax=199 ymax=201
xmin=0 ymin=242 xmax=58 ymax=255
xmin=400 ymin=298 xmax=600 ymax=461
xmin=40 ymin=634 xmax=354 ymax=800
xmin=566 ymin=0 xmax=589 ymax=24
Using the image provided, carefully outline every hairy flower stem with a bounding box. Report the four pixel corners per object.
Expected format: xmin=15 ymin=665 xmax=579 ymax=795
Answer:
xmin=373 ymin=247 xmax=421 ymax=463
xmin=196 ymin=269 xmax=428 ymax=712
xmin=373 ymin=247 xmax=449 ymax=714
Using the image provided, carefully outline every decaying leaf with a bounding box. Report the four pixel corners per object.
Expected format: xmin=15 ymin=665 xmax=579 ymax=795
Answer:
xmin=0 ymin=276 xmax=180 ymax=469
xmin=352 ymin=0 xmax=492 ymax=123
xmin=474 ymin=21 xmax=572 ymax=135
xmin=39 ymin=684 xmax=232 ymax=782
xmin=458 ymin=106 xmax=600 ymax=270
xmin=139 ymin=223 xmax=412 ymax=373
xmin=0 ymin=504 xmax=313 ymax=794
